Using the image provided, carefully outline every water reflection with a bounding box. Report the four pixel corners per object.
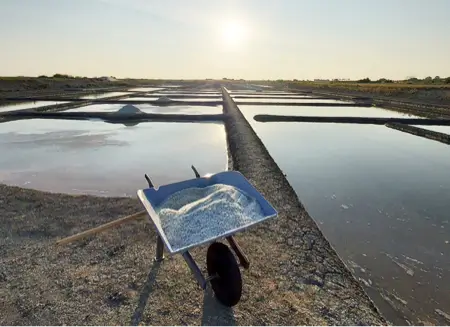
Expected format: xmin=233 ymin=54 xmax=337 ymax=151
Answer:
xmin=229 ymin=90 xmax=298 ymax=94
xmin=153 ymin=92 xmax=222 ymax=96
xmin=241 ymin=105 xmax=421 ymax=118
xmin=118 ymin=97 xmax=222 ymax=102
xmin=127 ymin=87 xmax=162 ymax=92
xmin=65 ymin=104 xmax=222 ymax=114
xmin=234 ymin=98 xmax=353 ymax=104
xmin=0 ymin=101 xmax=69 ymax=113
xmin=244 ymin=113 xmax=450 ymax=324
xmin=80 ymin=92 xmax=132 ymax=99
xmin=0 ymin=119 xmax=226 ymax=196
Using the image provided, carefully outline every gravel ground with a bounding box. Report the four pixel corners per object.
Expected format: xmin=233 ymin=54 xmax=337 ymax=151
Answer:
xmin=0 ymin=87 xmax=386 ymax=325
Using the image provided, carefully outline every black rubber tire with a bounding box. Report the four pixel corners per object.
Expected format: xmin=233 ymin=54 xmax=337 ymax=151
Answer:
xmin=206 ymin=242 xmax=242 ymax=307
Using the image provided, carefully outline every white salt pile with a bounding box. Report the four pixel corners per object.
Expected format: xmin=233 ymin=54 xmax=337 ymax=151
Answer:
xmin=155 ymin=96 xmax=173 ymax=103
xmin=156 ymin=184 xmax=264 ymax=250
xmin=117 ymin=104 xmax=143 ymax=115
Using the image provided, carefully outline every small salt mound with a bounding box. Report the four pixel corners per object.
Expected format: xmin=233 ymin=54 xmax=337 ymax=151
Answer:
xmin=155 ymin=96 xmax=173 ymax=103
xmin=157 ymin=184 xmax=264 ymax=250
xmin=116 ymin=104 xmax=142 ymax=115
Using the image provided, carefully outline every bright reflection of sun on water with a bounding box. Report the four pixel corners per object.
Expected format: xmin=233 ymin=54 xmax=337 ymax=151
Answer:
xmin=221 ymin=21 xmax=248 ymax=47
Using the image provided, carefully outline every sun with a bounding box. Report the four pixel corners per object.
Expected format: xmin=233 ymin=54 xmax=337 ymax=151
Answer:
xmin=221 ymin=21 xmax=248 ymax=46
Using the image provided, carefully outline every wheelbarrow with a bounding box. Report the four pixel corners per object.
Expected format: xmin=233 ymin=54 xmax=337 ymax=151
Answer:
xmin=137 ymin=167 xmax=277 ymax=307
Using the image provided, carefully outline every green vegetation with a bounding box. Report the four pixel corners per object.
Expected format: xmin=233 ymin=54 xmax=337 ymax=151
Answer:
xmin=353 ymin=76 xmax=450 ymax=85
xmin=52 ymin=73 xmax=73 ymax=79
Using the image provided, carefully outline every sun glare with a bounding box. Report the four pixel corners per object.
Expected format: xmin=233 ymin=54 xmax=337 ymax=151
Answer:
xmin=221 ymin=21 xmax=248 ymax=46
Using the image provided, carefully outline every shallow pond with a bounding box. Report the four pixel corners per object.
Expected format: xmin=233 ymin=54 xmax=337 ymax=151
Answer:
xmin=155 ymin=92 xmax=221 ymax=96
xmin=159 ymin=84 xmax=182 ymax=88
xmin=231 ymin=93 xmax=314 ymax=100
xmin=119 ymin=97 xmax=222 ymax=102
xmin=241 ymin=106 xmax=449 ymax=325
xmin=241 ymin=105 xmax=421 ymax=118
xmin=0 ymin=119 xmax=226 ymax=196
xmin=65 ymin=103 xmax=222 ymax=115
xmin=80 ymin=92 xmax=132 ymax=99
xmin=229 ymin=90 xmax=299 ymax=95
xmin=234 ymin=98 xmax=353 ymax=104
xmin=0 ymin=101 xmax=69 ymax=113
xmin=127 ymin=87 xmax=162 ymax=92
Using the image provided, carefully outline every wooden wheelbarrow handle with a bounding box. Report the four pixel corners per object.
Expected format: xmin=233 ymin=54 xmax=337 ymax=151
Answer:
xmin=55 ymin=210 xmax=147 ymax=246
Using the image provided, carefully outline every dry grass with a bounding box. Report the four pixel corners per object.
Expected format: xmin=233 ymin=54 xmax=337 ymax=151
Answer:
xmin=297 ymin=81 xmax=449 ymax=93
xmin=326 ymin=83 xmax=449 ymax=96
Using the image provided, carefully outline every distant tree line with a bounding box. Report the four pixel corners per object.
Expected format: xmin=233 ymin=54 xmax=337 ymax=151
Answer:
xmin=356 ymin=76 xmax=450 ymax=84
xmin=36 ymin=74 xmax=117 ymax=80
xmin=286 ymin=76 xmax=450 ymax=85
xmin=37 ymin=74 xmax=80 ymax=79
xmin=407 ymin=76 xmax=450 ymax=84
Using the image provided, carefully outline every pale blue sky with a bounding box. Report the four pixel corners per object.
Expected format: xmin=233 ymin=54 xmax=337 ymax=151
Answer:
xmin=0 ymin=0 xmax=449 ymax=80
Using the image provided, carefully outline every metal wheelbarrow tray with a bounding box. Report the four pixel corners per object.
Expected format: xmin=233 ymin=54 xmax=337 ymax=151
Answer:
xmin=137 ymin=169 xmax=277 ymax=307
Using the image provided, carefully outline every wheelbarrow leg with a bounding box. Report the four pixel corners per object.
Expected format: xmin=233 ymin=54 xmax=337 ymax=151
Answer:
xmin=226 ymin=236 xmax=250 ymax=269
xmin=182 ymin=251 xmax=207 ymax=290
xmin=144 ymin=174 xmax=154 ymax=188
xmin=154 ymin=235 xmax=165 ymax=262
xmin=144 ymin=174 xmax=165 ymax=262
xmin=191 ymin=165 xmax=200 ymax=178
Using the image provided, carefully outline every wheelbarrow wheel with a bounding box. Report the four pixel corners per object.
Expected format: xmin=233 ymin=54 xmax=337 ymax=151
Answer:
xmin=206 ymin=242 xmax=242 ymax=307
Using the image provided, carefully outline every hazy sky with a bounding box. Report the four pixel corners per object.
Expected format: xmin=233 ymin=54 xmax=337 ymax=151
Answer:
xmin=1 ymin=0 xmax=449 ymax=80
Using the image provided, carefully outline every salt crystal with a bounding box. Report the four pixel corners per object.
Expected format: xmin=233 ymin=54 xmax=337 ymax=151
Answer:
xmin=157 ymin=184 xmax=264 ymax=250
